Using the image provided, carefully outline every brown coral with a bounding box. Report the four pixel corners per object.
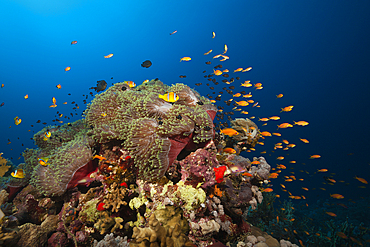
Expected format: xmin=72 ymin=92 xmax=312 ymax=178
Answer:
xmin=103 ymin=182 xmax=128 ymax=212
xmin=0 ymin=154 xmax=10 ymax=177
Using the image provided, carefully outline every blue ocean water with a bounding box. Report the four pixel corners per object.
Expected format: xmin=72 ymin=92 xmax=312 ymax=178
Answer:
xmin=1 ymin=0 xmax=370 ymax=245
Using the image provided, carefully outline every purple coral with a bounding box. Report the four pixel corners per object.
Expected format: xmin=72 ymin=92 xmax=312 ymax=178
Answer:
xmin=175 ymin=141 xmax=219 ymax=188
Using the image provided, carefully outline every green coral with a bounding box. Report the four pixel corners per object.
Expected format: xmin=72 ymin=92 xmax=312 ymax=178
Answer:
xmin=78 ymin=198 xmax=100 ymax=224
xmin=129 ymin=195 xmax=149 ymax=210
xmin=175 ymin=181 xmax=206 ymax=211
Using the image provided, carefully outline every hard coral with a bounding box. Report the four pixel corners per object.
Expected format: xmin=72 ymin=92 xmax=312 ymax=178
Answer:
xmin=130 ymin=210 xmax=193 ymax=247
xmin=175 ymin=140 xmax=220 ymax=189
xmin=93 ymin=233 xmax=129 ymax=247
xmin=85 ymin=79 xmax=217 ymax=182
xmin=94 ymin=211 xmax=124 ymax=235
xmin=103 ymin=182 xmax=128 ymax=212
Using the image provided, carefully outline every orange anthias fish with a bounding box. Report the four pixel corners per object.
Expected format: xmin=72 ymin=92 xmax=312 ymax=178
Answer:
xmin=242 ymin=172 xmax=253 ymax=177
xmin=336 ymin=232 xmax=348 ymax=239
xmin=281 ymin=105 xmax=294 ymax=112
xmin=223 ymin=44 xmax=228 ymax=54
xmin=242 ymin=67 xmax=252 ymax=72
xmin=277 ymin=123 xmax=293 ymax=129
xmin=310 ymin=155 xmax=321 ymax=159
xmin=104 ymin=53 xmax=114 ymax=58
xmin=213 ymin=69 xmax=222 ymax=76
xmin=260 ymin=131 xmax=272 ymax=137
xmin=241 ymin=81 xmax=252 ymax=87
xmin=269 ymin=116 xmax=280 ymax=120
xmin=220 ymin=128 xmax=239 ymax=137
xmin=259 ymin=118 xmax=269 ymax=122
xmin=300 ymin=138 xmax=309 ymax=143
xmin=56 ymin=84 xmax=62 ymax=89
xmin=180 ymin=57 xmax=191 ymax=62
xmin=64 ymin=66 xmax=71 ymax=72
xmin=294 ymin=121 xmax=309 ymax=126
xmin=254 ymin=83 xmax=262 ymax=88
xmin=330 ymin=194 xmax=344 ymax=199
xmin=276 ymin=94 xmax=283 ymax=98
xmin=71 ymin=40 xmax=77 ymax=45
xmin=93 ymin=155 xmax=106 ymax=160
xmin=326 ymin=212 xmax=337 ymax=217
xmin=223 ymin=148 xmax=236 ymax=154
xmin=170 ymin=30 xmax=177 ymax=35
xmin=269 ymin=173 xmax=279 ymax=179
xmin=262 ymin=188 xmax=273 ymax=193
xmin=234 ymin=68 xmax=243 ymax=72
xmin=204 ymin=49 xmax=212 ymax=55
xmin=49 ymin=97 xmax=57 ymax=108
xmin=24 ymin=94 xmax=28 ymax=99
xmin=235 ymin=101 xmax=249 ymax=106
xmin=317 ymin=169 xmax=328 ymax=172
xmin=354 ymin=176 xmax=368 ymax=184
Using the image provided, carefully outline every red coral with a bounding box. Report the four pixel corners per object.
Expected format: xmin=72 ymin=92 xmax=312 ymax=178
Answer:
xmin=213 ymin=166 xmax=227 ymax=183
xmin=97 ymin=202 xmax=105 ymax=211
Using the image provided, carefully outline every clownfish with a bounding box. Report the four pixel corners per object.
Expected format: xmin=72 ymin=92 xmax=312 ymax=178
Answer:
xmin=38 ymin=157 xmax=49 ymax=166
xmin=125 ymin=81 xmax=136 ymax=88
xmin=11 ymin=169 xmax=25 ymax=178
xmin=14 ymin=116 xmax=21 ymax=125
xmin=43 ymin=131 xmax=51 ymax=141
xmin=158 ymin=92 xmax=179 ymax=103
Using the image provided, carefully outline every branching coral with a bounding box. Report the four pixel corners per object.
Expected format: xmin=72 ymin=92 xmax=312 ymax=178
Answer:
xmin=0 ymin=154 xmax=10 ymax=177
xmin=102 ymin=182 xmax=128 ymax=212
xmin=94 ymin=212 xmax=123 ymax=235
xmin=130 ymin=208 xmax=193 ymax=247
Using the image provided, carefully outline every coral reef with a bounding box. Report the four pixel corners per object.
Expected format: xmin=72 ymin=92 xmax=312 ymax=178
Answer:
xmin=0 ymin=80 xmax=295 ymax=247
